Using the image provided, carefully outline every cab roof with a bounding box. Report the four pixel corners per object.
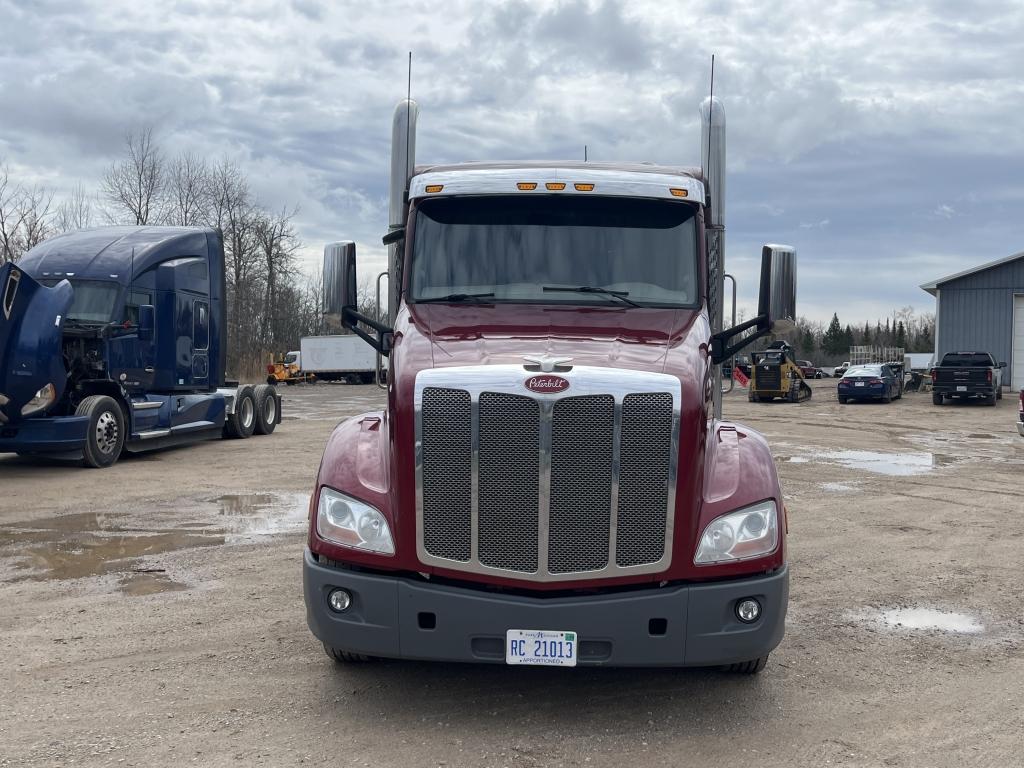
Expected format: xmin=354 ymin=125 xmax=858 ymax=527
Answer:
xmin=17 ymin=226 xmax=215 ymax=285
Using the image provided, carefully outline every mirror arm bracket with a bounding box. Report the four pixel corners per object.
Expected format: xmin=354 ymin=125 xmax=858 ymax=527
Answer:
xmin=342 ymin=306 xmax=394 ymax=355
xmin=710 ymin=313 xmax=771 ymax=364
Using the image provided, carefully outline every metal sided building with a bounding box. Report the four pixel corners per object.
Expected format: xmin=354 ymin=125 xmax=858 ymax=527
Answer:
xmin=921 ymin=251 xmax=1024 ymax=388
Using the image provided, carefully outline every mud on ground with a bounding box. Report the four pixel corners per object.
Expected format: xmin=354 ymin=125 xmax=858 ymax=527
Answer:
xmin=1 ymin=380 xmax=1022 ymax=767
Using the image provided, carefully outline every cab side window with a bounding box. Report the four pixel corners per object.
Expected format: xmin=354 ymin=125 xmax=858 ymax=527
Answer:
xmin=125 ymin=291 xmax=152 ymax=325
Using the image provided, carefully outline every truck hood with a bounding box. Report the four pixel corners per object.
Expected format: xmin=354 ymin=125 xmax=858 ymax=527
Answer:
xmin=404 ymin=303 xmax=697 ymax=373
xmin=0 ymin=263 xmax=72 ymax=424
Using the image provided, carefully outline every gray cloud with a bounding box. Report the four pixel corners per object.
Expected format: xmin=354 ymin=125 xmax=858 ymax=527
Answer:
xmin=1 ymin=0 xmax=1023 ymax=323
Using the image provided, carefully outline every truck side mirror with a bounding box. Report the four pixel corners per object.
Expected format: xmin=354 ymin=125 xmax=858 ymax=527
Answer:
xmin=323 ymin=241 xmax=358 ymax=333
xmin=138 ymin=304 xmax=155 ymax=341
xmin=999 ymin=361 xmax=1007 ymax=368
xmin=757 ymin=244 xmax=797 ymax=333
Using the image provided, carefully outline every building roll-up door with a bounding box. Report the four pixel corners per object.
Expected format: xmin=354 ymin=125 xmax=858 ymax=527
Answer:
xmin=1012 ymin=294 xmax=1024 ymax=389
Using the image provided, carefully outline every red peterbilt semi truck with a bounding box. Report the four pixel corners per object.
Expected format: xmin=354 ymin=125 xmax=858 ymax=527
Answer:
xmin=303 ymin=96 xmax=798 ymax=672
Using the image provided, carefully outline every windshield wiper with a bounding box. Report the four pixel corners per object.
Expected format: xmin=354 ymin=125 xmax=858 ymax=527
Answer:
xmin=542 ymin=285 xmax=641 ymax=308
xmin=415 ymin=292 xmax=496 ymax=304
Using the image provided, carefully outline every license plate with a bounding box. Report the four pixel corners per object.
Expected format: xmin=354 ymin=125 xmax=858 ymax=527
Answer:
xmin=506 ymin=629 xmax=577 ymax=667
xmin=957 ymin=385 xmax=967 ymax=392
xmin=855 ymin=382 xmax=865 ymax=387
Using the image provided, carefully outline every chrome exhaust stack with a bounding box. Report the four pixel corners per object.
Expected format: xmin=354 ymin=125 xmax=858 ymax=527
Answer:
xmin=701 ymin=96 xmax=727 ymax=418
xmin=387 ymin=98 xmax=418 ymax=326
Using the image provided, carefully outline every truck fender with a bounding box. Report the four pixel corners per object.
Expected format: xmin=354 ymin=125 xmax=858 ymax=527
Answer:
xmin=309 ymin=411 xmax=392 ymax=553
xmin=699 ymin=420 xmax=785 ymax=566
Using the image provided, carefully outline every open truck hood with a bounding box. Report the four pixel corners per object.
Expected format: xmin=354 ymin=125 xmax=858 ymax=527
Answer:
xmin=0 ymin=262 xmax=72 ymax=424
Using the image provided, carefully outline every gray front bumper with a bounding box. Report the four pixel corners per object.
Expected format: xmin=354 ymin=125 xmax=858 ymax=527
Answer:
xmin=303 ymin=549 xmax=788 ymax=667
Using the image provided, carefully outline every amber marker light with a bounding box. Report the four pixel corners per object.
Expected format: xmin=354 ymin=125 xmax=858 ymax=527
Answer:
xmin=424 ymin=184 xmax=444 ymax=193
xmin=574 ymin=183 xmax=595 ymax=191
xmin=545 ymin=182 xmax=566 ymax=191
xmin=517 ymin=182 xmax=538 ymax=190
xmin=669 ymin=188 xmax=689 ymax=197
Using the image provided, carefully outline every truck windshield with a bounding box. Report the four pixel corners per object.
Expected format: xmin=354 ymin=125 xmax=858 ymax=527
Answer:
xmin=40 ymin=279 xmax=120 ymax=323
xmin=409 ymin=195 xmax=699 ymax=307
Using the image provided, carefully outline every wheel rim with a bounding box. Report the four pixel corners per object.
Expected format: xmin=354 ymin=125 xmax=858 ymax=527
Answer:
xmin=263 ymin=394 xmax=277 ymax=424
xmin=241 ymin=397 xmax=254 ymax=429
xmin=95 ymin=411 xmax=120 ymax=455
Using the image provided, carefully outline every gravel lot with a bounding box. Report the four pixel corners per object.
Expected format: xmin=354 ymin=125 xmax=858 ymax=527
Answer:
xmin=1 ymin=380 xmax=1022 ymax=767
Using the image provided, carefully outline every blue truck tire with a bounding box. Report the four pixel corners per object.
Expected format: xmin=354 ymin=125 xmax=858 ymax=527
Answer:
xmin=253 ymin=384 xmax=278 ymax=435
xmin=224 ymin=386 xmax=257 ymax=439
xmin=76 ymin=395 xmax=125 ymax=468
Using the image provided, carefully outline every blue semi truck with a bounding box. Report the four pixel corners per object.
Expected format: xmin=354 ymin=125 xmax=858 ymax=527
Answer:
xmin=0 ymin=226 xmax=281 ymax=467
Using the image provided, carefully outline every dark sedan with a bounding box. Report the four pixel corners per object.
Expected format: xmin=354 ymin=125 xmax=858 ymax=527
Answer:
xmin=837 ymin=364 xmax=902 ymax=404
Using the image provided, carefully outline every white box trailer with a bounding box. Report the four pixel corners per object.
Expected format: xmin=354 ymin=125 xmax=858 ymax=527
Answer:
xmin=299 ymin=335 xmax=384 ymax=383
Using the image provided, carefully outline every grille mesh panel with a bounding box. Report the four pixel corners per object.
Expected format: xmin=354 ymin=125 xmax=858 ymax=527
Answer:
xmin=616 ymin=393 xmax=673 ymax=567
xmin=478 ymin=393 xmax=540 ymax=571
xmin=420 ymin=387 xmax=472 ymax=561
xmin=548 ymin=395 xmax=614 ymax=573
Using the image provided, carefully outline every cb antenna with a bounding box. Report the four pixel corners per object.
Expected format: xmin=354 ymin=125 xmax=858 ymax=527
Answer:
xmin=584 ymin=144 xmax=588 ymax=162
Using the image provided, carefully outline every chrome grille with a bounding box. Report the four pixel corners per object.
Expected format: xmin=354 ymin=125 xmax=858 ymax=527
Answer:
xmin=478 ymin=393 xmax=540 ymax=572
xmin=416 ymin=365 xmax=679 ymax=582
xmin=549 ymin=396 xmax=614 ymax=573
xmin=420 ymin=387 xmax=472 ymax=561
xmin=616 ymin=393 xmax=673 ymax=567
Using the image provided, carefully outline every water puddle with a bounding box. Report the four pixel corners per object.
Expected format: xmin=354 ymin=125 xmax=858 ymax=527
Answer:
xmin=119 ymin=570 xmax=188 ymax=596
xmin=0 ymin=491 xmax=309 ymax=592
xmin=789 ymin=449 xmax=957 ymax=476
xmin=213 ymin=492 xmax=310 ymax=540
xmin=820 ymin=482 xmax=858 ymax=492
xmin=856 ymin=607 xmax=985 ymax=635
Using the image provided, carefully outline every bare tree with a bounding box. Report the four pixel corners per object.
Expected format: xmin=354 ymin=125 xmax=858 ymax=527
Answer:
xmin=255 ymin=206 xmax=301 ymax=347
xmin=166 ymin=152 xmax=210 ymax=226
xmin=208 ymin=157 xmax=263 ymax=372
xmin=0 ymin=164 xmax=23 ymax=263
xmin=0 ymin=164 xmax=54 ymax=263
xmin=55 ymin=183 xmax=94 ymax=233
xmin=17 ymin=184 xmax=54 ymax=251
xmin=101 ymin=127 xmax=165 ymax=225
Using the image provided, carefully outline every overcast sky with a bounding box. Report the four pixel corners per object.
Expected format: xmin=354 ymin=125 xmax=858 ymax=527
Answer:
xmin=2 ymin=0 xmax=1022 ymax=324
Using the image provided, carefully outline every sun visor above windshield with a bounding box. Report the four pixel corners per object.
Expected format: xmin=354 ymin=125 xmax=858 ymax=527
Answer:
xmin=410 ymin=168 xmax=704 ymax=205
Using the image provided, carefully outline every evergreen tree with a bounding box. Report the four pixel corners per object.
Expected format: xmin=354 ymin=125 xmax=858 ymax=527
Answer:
xmin=863 ymin=322 xmax=872 ymax=345
xmin=801 ymin=328 xmax=816 ymax=356
xmin=823 ymin=313 xmax=844 ymax=356
xmin=918 ymin=324 xmax=932 ymax=352
xmin=895 ymin=320 xmax=906 ymax=349
xmin=844 ymin=324 xmax=855 ymax=350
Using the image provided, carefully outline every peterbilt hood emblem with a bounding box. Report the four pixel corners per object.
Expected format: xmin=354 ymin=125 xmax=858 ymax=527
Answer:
xmin=524 ymin=374 xmax=570 ymax=393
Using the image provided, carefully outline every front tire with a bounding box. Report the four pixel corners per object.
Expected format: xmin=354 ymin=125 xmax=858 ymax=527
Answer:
xmin=722 ymin=655 xmax=769 ymax=674
xmin=224 ymin=386 xmax=257 ymax=439
xmin=324 ymin=644 xmax=373 ymax=663
xmin=77 ymin=395 xmax=125 ymax=468
xmin=253 ymin=384 xmax=278 ymax=435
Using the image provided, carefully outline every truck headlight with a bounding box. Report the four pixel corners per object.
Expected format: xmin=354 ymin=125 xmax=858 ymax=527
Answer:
xmin=20 ymin=383 xmax=56 ymax=417
xmin=317 ymin=487 xmax=394 ymax=555
xmin=695 ymin=500 xmax=779 ymax=564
